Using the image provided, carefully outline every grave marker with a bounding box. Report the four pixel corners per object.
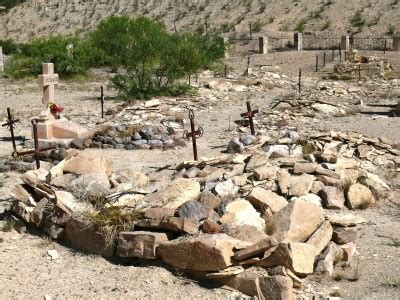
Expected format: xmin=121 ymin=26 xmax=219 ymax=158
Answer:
xmin=183 ymin=107 xmax=204 ymax=161
xmin=0 ymin=46 xmax=4 ymax=72
xmin=2 ymin=107 xmax=19 ymax=153
xmin=37 ymin=63 xmax=59 ymax=105
xmin=294 ymin=33 xmax=303 ymax=50
xmin=240 ymin=101 xmax=259 ymax=136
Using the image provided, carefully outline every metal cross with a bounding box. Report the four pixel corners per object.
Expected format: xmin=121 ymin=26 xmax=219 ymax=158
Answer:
xmin=183 ymin=107 xmax=204 ymax=161
xmin=13 ymin=119 xmax=57 ymax=169
xmin=240 ymin=101 xmax=259 ymax=136
xmin=298 ymin=68 xmax=302 ymax=94
xmin=2 ymin=107 xmax=20 ymax=153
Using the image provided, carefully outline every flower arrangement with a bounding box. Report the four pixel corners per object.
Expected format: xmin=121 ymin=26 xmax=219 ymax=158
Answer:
xmin=48 ymin=102 xmax=64 ymax=119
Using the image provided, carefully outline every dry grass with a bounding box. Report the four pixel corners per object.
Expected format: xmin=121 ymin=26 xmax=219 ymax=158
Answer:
xmin=87 ymin=207 xmax=144 ymax=245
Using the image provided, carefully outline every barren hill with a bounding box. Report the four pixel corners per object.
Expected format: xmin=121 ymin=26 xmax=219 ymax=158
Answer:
xmin=0 ymin=0 xmax=399 ymax=43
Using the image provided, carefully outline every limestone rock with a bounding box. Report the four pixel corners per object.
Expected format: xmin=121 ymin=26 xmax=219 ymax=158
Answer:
xmin=277 ymin=169 xmax=290 ymax=194
xmin=214 ymin=180 xmax=239 ymax=197
xmin=143 ymin=207 xmax=175 ymax=219
xmin=247 ymin=187 xmax=287 ymax=213
xmin=291 ymin=193 xmax=322 ymax=207
xmin=347 ymin=183 xmax=375 ymax=209
xmin=65 ymin=217 xmax=114 ymax=257
xmin=254 ymin=165 xmax=279 ymax=181
xmin=117 ymin=231 xmax=170 ymax=259
xmin=135 ymin=217 xmax=198 ymax=234
xmin=315 ymin=241 xmax=344 ymax=276
xmin=246 ymin=154 xmax=269 ymax=172
xmin=293 ymin=163 xmax=318 ymax=174
xmin=31 ymin=198 xmax=49 ymax=227
xmin=178 ymin=200 xmax=209 ymax=221
xmin=259 ymin=275 xmax=294 ymax=300
xmin=114 ymin=170 xmax=149 ymax=188
xmin=226 ymin=225 xmax=269 ymax=243
xmin=158 ymin=178 xmax=201 ymax=209
xmin=234 ymin=237 xmax=279 ymax=261
xmin=51 ymin=173 xmax=76 ymax=189
xmin=306 ymin=221 xmax=333 ymax=255
xmin=271 ymin=200 xmax=324 ymax=242
xmin=12 ymin=200 xmax=34 ymax=223
xmin=319 ymin=186 xmax=345 ymax=209
xmin=328 ymin=214 xmax=366 ymax=227
xmin=202 ymin=219 xmax=223 ymax=233
xmin=71 ymin=172 xmax=111 ymax=199
xmin=158 ymin=234 xmax=250 ymax=271
xmin=63 ymin=153 xmax=112 ymax=176
xmin=332 ymin=226 xmax=357 ymax=244
xmin=227 ymin=138 xmax=245 ymax=154
xmin=288 ymin=174 xmax=315 ymax=196
xmin=220 ymin=200 xmax=266 ymax=231
xmin=55 ymin=191 xmax=92 ymax=214
xmin=10 ymin=184 xmax=35 ymax=205
xmin=198 ymin=191 xmax=221 ymax=210
xmin=257 ymin=242 xmax=315 ymax=276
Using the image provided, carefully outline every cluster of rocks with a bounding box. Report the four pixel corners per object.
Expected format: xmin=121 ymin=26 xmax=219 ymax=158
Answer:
xmin=70 ymin=124 xmax=186 ymax=151
xmin=7 ymin=128 xmax=398 ymax=298
xmin=334 ymin=52 xmax=393 ymax=78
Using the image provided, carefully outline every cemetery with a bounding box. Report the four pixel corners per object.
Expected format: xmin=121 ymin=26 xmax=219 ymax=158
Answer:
xmin=0 ymin=3 xmax=400 ymax=300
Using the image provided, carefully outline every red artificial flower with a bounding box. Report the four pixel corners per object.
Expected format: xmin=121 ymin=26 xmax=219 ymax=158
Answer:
xmin=49 ymin=103 xmax=64 ymax=115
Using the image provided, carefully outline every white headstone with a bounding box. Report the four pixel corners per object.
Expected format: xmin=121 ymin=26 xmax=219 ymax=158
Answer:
xmin=37 ymin=63 xmax=59 ymax=105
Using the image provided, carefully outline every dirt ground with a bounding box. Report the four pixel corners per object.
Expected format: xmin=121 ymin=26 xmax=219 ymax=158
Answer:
xmin=0 ymin=50 xmax=399 ymax=298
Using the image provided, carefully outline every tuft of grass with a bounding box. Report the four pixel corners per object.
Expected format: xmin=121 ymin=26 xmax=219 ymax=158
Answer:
xmin=1 ymin=218 xmax=16 ymax=232
xmin=88 ymin=207 xmax=144 ymax=244
xmin=383 ymin=236 xmax=400 ymax=248
xmin=381 ymin=276 xmax=400 ymax=288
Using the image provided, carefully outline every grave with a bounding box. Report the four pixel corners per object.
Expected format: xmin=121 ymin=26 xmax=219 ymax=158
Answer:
xmin=33 ymin=63 xmax=88 ymax=144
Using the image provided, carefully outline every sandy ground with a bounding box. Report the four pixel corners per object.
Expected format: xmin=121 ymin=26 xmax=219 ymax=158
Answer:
xmin=0 ymin=50 xmax=399 ymax=298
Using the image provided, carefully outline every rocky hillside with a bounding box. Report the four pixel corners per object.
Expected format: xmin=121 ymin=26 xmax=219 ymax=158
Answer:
xmin=0 ymin=0 xmax=399 ymax=42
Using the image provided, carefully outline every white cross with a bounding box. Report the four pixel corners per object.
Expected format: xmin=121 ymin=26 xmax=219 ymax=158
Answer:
xmin=37 ymin=63 xmax=59 ymax=105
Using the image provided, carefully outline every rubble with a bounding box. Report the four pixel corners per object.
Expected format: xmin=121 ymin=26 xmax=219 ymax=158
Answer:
xmin=6 ymin=126 xmax=399 ymax=299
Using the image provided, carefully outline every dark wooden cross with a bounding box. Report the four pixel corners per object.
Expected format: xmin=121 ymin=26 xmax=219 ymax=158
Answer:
xmin=2 ymin=107 xmax=20 ymax=153
xmin=298 ymin=68 xmax=302 ymax=94
xmin=100 ymin=86 xmax=105 ymax=118
xmin=183 ymin=107 xmax=204 ymax=161
xmin=14 ymin=119 xmax=57 ymax=169
xmin=240 ymin=101 xmax=259 ymax=136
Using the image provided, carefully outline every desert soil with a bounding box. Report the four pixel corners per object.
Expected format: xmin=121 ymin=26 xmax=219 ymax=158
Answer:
xmin=0 ymin=50 xmax=399 ymax=298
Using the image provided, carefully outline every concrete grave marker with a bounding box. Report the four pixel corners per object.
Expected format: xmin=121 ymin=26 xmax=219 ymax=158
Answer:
xmin=38 ymin=63 xmax=59 ymax=105
xmin=33 ymin=63 xmax=89 ymax=142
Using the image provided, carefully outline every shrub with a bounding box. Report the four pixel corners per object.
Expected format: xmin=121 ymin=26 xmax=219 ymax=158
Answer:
xmin=387 ymin=25 xmax=397 ymax=35
xmin=295 ymin=19 xmax=307 ymax=32
xmin=0 ymin=0 xmax=26 ymax=10
xmin=0 ymin=38 xmax=18 ymax=54
xmin=351 ymin=10 xmax=365 ymax=32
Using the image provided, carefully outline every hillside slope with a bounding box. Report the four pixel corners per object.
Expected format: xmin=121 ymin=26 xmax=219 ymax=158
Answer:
xmin=0 ymin=0 xmax=399 ymax=42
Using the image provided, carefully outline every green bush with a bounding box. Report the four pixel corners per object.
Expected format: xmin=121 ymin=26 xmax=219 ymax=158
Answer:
xmin=0 ymin=39 xmax=18 ymax=54
xmin=0 ymin=0 xmax=26 ymax=10
xmin=351 ymin=10 xmax=366 ymax=32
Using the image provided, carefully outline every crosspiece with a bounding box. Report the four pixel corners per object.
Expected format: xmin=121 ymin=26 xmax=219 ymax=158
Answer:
xmin=13 ymin=119 xmax=57 ymax=169
xmin=240 ymin=101 xmax=259 ymax=136
xmin=183 ymin=107 xmax=204 ymax=161
xmin=2 ymin=107 xmax=20 ymax=153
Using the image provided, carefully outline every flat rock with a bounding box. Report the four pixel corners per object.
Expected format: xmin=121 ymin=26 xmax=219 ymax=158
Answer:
xmin=315 ymin=241 xmax=344 ymax=276
xmin=63 ymin=153 xmax=112 ymax=176
xmin=226 ymin=225 xmax=269 ymax=243
xmin=198 ymin=191 xmax=221 ymax=210
xmin=293 ymin=163 xmax=318 ymax=174
xmin=135 ymin=217 xmax=198 ymax=234
xmin=291 ymin=193 xmax=322 ymax=207
xmin=227 ymin=137 xmax=245 ymax=154
xmin=178 ymin=200 xmax=209 ymax=221
xmin=327 ymin=214 xmax=367 ymax=227
xmin=158 ymin=234 xmax=251 ymax=272
xmin=234 ymin=237 xmax=279 ymax=261
xmin=247 ymin=187 xmax=287 ymax=213
xmin=220 ymin=200 xmax=266 ymax=231
xmin=271 ymin=199 xmax=324 ymax=242
xmin=246 ymin=154 xmax=269 ymax=172
xmin=306 ymin=221 xmax=333 ymax=256
xmin=288 ymin=174 xmax=315 ymax=196
xmin=143 ymin=207 xmax=175 ymax=219
xmin=254 ymin=165 xmax=280 ymax=181
xmin=156 ymin=178 xmax=200 ymax=209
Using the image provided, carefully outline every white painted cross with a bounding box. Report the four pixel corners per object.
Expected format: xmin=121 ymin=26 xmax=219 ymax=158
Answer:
xmin=37 ymin=63 xmax=59 ymax=105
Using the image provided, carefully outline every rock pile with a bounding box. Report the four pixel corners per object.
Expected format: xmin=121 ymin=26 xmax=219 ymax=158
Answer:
xmin=7 ymin=130 xmax=398 ymax=299
xmin=70 ymin=124 xmax=186 ymax=151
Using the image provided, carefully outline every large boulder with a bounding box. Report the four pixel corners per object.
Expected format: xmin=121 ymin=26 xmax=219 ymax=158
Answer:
xmin=270 ymin=200 xmax=324 ymax=242
xmin=63 ymin=153 xmax=112 ymax=176
xmin=158 ymin=234 xmax=250 ymax=272
xmin=319 ymin=186 xmax=345 ymax=209
xmin=117 ymin=231 xmax=171 ymax=259
xmin=347 ymin=183 xmax=376 ymax=209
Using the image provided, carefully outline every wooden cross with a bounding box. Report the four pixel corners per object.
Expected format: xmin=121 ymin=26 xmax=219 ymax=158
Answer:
xmin=37 ymin=63 xmax=59 ymax=105
xmin=13 ymin=119 xmax=57 ymax=169
xmin=183 ymin=107 xmax=204 ymax=161
xmin=2 ymin=107 xmax=20 ymax=153
xmin=240 ymin=101 xmax=259 ymax=136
